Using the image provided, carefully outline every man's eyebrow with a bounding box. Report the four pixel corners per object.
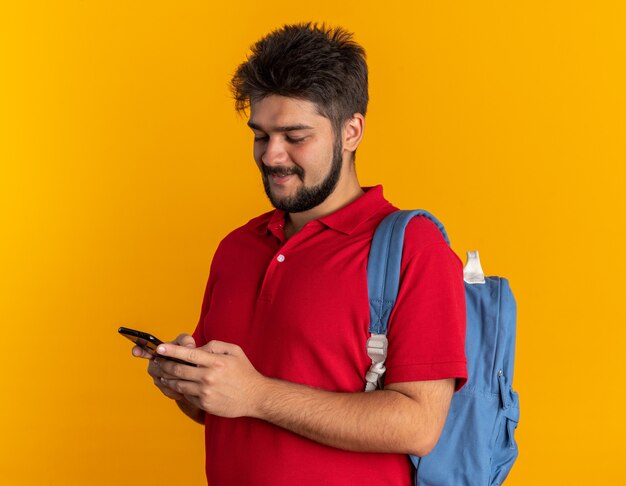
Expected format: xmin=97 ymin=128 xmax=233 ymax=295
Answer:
xmin=247 ymin=121 xmax=314 ymax=132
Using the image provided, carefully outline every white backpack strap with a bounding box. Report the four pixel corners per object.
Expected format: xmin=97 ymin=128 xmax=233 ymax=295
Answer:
xmin=464 ymin=250 xmax=486 ymax=284
xmin=365 ymin=334 xmax=388 ymax=391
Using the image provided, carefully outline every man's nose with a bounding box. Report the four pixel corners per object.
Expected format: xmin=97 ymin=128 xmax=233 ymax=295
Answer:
xmin=261 ymin=137 xmax=288 ymax=166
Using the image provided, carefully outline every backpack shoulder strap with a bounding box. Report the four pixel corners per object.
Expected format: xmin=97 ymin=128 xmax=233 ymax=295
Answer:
xmin=364 ymin=209 xmax=449 ymax=391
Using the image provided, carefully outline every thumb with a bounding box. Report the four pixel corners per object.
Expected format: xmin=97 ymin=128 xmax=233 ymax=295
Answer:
xmin=132 ymin=345 xmax=153 ymax=359
xmin=174 ymin=333 xmax=196 ymax=348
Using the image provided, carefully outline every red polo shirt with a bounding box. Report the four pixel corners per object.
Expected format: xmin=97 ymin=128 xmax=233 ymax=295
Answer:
xmin=193 ymin=185 xmax=467 ymax=486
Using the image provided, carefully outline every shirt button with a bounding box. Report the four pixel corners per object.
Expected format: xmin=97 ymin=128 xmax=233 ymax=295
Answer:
xmin=277 ymin=254 xmax=285 ymax=263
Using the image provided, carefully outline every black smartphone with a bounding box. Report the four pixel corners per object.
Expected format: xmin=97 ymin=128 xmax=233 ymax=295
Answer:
xmin=118 ymin=326 xmax=197 ymax=367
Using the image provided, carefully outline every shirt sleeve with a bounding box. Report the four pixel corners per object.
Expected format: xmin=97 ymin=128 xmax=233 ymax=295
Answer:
xmin=383 ymin=217 xmax=468 ymax=391
xmin=192 ymin=283 xmax=210 ymax=348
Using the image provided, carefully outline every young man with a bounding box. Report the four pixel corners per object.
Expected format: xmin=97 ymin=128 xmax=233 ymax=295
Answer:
xmin=133 ymin=23 xmax=467 ymax=485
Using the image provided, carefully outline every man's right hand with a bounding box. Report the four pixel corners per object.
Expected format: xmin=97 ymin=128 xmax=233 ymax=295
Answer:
xmin=132 ymin=333 xmax=196 ymax=401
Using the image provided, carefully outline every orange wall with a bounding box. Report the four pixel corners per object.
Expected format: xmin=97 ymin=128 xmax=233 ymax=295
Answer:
xmin=1 ymin=1 xmax=625 ymax=484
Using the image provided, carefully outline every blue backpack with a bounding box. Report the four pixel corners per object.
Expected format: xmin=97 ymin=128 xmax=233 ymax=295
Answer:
xmin=365 ymin=210 xmax=519 ymax=485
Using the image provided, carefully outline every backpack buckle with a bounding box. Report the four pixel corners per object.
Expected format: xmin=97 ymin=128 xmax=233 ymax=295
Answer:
xmin=367 ymin=333 xmax=388 ymax=362
xmin=365 ymin=334 xmax=388 ymax=391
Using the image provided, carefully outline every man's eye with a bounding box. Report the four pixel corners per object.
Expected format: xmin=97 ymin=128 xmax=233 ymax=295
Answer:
xmin=286 ymin=136 xmax=305 ymax=144
xmin=254 ymin=135 xmax=269 ymax=142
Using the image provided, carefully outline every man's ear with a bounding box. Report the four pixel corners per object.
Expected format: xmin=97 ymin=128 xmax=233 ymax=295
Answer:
xmin=342 ymin=113 xmax=365 ymax=153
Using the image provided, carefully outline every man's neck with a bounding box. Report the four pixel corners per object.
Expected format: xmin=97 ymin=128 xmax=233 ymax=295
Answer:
xmin=285 ymin=179 xmax=364 ymax=239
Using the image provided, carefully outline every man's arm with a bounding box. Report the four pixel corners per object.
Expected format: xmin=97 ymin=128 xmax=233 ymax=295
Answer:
xmin=254 ymin=376 xmax=454 ymax=456
xmin=157 ymin=340 xmax=454 ymax=456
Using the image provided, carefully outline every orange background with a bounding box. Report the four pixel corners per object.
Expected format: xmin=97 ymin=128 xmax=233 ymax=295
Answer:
xmin=1 ymin=1 xmax=625 ymax=484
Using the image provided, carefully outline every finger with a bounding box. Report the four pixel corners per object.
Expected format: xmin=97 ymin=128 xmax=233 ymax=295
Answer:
xmin=161 ymin=387 xmax=185 ymax=400
xmin=149 ymin=364 xmax=177 ymax=381
xmin=149 ymin=359 xmax=182 ymax=380
xmin=154 ymin=377 xmax=185 ymax=400
xmin=158 ymin=357 xmax=201 ymax=380
xmin=149 ymin=365 xmax=185 ymax=398
xmin=162 ymin=378 xmax=199 ymax=397
xmin=132 ymin=346 xmax=153 ymax=359
xmin=203 ymin=340 xmax=241 ymax=356
xmin=174 ymin=333 xmax=196 ymax=348
xmin=147 ymin=360 xmax=163 ymax=379
xmin=156 ymin=343 xmax=213 ymax=366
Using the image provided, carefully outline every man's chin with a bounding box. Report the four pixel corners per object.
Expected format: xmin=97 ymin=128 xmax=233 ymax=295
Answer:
xmin=267 ymin=191 xmax=305 ymax=213
xmin=268 ymin=195 xmax=296 ymax=212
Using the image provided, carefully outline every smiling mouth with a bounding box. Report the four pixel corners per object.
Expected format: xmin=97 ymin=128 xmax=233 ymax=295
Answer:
xmin=262 ymin=165 xmax=304 ymax=182
xmin=271 ymin=173 xmax=293 ymax=182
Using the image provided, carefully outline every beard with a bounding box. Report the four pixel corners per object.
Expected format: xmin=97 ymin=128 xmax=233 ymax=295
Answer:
xmin=261 ymin=137 xmax=343 ymax=213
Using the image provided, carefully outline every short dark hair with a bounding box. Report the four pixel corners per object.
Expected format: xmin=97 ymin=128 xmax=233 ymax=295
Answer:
xmin=230 ymin=23 xmax=368 ymax=135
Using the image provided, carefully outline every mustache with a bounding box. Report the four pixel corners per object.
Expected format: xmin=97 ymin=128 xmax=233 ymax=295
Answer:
xmin=262 ymin=165 xmax=305 ymax=180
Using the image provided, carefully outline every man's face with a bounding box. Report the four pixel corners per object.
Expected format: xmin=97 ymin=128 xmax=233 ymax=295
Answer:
xmin=248 ymin=95 xmax=343 ymax=213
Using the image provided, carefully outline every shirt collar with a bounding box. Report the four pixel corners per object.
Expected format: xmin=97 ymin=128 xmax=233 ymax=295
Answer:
xmin=319 ymin=185 xmax=393 ymax=234
xmin=266 ymin=185 xmax=393 ymax=238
